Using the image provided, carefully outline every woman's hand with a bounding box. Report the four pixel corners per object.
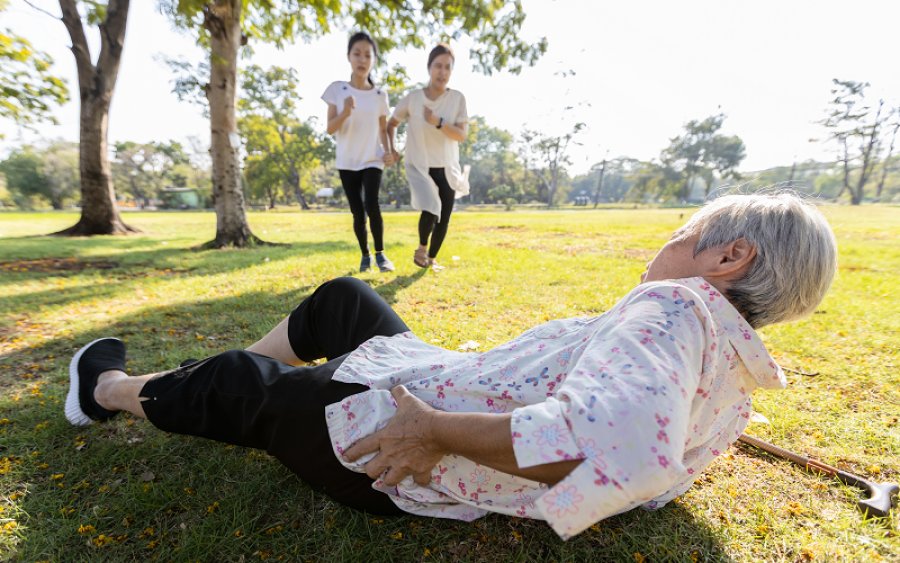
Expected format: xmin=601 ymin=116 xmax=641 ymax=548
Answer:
xmin=423 ymin=107 xmax=439 ymax=127
xmin=344 ymin=386 xmax=444 ymax=487
xmin=342 ymin=96 xmax=356 ymax=117
xmin=383 ymin=151 xmax=399 ymax=166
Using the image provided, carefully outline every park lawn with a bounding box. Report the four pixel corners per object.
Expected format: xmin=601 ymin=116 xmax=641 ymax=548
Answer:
xmin=0 ymin=205 xmax=897 ymax=562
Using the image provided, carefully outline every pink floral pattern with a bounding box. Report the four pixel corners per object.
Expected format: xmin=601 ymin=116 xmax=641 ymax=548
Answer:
xmin=325 ymin=277 xmax=785 ymax=539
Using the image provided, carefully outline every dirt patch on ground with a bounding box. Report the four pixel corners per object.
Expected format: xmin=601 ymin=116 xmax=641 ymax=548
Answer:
xmin=478 ymin=225 xmax=528 ymax=232
xmin=0 ymin=257 xmax=119 ymax=273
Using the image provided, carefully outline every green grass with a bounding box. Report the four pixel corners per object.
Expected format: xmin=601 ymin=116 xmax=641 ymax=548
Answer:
xmin=1 ymin=206 xmax=897 ymax=562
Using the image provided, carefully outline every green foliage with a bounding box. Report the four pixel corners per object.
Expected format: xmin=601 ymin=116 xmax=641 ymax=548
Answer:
xmin=662 ymin=113 xmax=746 ymax=200
xmin=0 ymin=207 xmax=897 ymax=561
xmin=0 ymin=7 xmax=69 ymax=136
xmin=0 ymin=148 xmax=45 ymax=208
xmin=0 ymin=143 xmax=79 ymax=209
xmin=520 ymin=122 xmax=585 ymax=206
xmin=238 ymin=64 xmax=334 ymax=207
xmin=461 ymin=116 xmax=531 ymax=203
xmin=112 ymin=140 xmax=204 ymax=207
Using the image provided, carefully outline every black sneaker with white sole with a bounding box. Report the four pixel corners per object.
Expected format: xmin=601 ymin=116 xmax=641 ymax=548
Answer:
xmin=64 ymin=337 xmax=127 ymax=426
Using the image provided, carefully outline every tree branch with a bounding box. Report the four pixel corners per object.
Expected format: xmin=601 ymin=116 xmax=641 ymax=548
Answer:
xmin=58 ymin=0 xmax=93 ymax=91
xmin=96 ymin=0 xmax=131 ymax=96
xmin=23 ymin=0 xmax=59 ymax=20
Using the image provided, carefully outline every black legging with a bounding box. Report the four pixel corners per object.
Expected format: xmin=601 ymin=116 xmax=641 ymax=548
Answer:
xmin=139 ymin=277 xmax=409 ymax=514
xmin=339 ymin=168 xmax=384 ymax=255
xmin=418 ymin=168 xmax=455 ymax=259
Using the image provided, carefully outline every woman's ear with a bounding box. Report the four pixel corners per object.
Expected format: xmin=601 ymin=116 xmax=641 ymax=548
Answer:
xmin=712 ymin=238 xmax=757 ymax=278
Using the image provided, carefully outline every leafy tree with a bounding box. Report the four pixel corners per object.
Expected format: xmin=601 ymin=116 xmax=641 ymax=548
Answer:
xmin=662 ymin=113 xmax=746 ymax=201
xmin=573 ymin=157 xmax=643 ymax=204
xmin=159 ymin=0 xmax=547 ymax=248
xmin=0 ymin=141 xmax=78 ymax=208
xmin=0 ymin=0 xmax=69 ymax=135
xmin=238 ymin=65 xmax=333 ymax=210
xmin=820 ymin=79 xmax=900 ymax=205
xmin=40 ymin=140 xmax=80 ymax=208
xmin=520 ymin=122 xmax=584 ymax=207
xmin=0 ymin=147 xmax=46 ymax=208
xmin=49 ymin=0 xmax=136 ymax=235
xmin=461 ymin=116 xmax=525 ymax=203
xmin=113 ymin=140 xmax=194 ymax=207
xmin=619 ymin=160 xmax=679 ymax=203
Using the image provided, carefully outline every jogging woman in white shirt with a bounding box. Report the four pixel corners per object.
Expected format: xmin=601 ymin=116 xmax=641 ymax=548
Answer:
xmin=322 ymin=32 xmax=395 ymax=273
xmin=386 ymin=44 xmax=470 ymax=270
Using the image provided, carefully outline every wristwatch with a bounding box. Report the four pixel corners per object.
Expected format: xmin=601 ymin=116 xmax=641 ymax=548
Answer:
xmin=436 ymin=117 xmax=443 ymax=129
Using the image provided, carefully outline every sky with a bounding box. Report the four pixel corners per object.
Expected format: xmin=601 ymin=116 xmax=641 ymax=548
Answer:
xmin=2 ymin=0 xmax=899 ymax=175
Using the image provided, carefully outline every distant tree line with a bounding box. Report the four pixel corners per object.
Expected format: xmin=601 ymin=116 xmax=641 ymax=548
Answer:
xmin=4 ymin=104 xmax=899 ymax=210
xmin=1 ymin=0 xmax=897 ymax=218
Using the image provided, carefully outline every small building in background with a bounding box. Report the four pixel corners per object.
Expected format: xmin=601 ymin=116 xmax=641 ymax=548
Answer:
xmin=160 ymin=187 xmax=202 ymax=209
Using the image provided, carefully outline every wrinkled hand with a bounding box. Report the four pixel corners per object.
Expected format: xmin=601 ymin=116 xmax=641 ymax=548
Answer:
xmin=423 ymin=107 xmax=438 ymax=127
xmin=343 ymin=386 xmax=444 ymax=487
xmin=342 ymin=96 xmax=356 ymax=117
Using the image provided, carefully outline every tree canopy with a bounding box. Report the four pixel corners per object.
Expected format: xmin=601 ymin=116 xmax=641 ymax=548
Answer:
xmin=159 ymin=0 xmax=549 ymax=247
xmin=0 ymin=0 xmax=69 ymax=136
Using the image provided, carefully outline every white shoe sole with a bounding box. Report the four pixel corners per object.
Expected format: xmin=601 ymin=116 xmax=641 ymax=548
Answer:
xmin=64 ymin=337 xmax=118 ymax=427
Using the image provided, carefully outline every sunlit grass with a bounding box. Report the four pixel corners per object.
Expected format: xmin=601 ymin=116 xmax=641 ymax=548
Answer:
xmin=1 ymin=205 xmax=897 ymax=561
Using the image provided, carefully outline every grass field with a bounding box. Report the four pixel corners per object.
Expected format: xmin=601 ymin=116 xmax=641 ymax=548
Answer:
xmin=1 ymin=205 xmax=897 ymax=561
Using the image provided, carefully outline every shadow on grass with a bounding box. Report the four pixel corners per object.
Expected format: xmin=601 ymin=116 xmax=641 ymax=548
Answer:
xmin=369 ymin=268 xmax=429 ymax=305
xmin=0 ymin=240 xmax=359 ymax=319
xmin=1 ymin=282 xmax=732 ymax=561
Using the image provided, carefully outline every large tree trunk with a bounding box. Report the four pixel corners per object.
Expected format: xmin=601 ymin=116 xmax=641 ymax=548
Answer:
xmin=203 ymin=0 xmax=264 ymax=248
xmin=55 ymin=0 xmax=137 ymax=236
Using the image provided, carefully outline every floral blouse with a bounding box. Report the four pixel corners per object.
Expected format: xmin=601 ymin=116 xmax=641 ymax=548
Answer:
xmin=325 ymin=277 xmax=786 ymax=539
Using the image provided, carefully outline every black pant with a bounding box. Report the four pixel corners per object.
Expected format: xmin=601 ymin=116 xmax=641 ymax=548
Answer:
xmin=339 ymin=168 xmax=384 ymax=255
xmin=418 ymin=168 xmax=455 ymax=259
xmin=139 ymin=277 xmax=409 ymax=514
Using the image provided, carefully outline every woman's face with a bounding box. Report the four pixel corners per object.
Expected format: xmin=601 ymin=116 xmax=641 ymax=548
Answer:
xmin=348 ymin=40 xmax=375 ymax=78
xmin=428 ymin=53 xmax=454 ymax=89
xmin=642 ymin=232 xmax=707 ymax=283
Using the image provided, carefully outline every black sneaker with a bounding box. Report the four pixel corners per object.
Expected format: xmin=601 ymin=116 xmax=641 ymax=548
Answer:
xmin=360 ymin=254 xmax=372 ymax=273
xmin=65 ymin=338 xmax=126 ymax=426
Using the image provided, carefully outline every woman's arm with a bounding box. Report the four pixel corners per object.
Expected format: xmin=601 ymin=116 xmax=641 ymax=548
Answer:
xmin=385 ymin=116 xmax=401 ymax=160
xmin=379 ymin=115 xmax=395 ymax=165
xmin=343 ymin=386 xmax=582 ymax=487
xmin=423 ymin=107 xmax=467 ymax=142
xmin=326 ymin=97 xmax=354 ymax=135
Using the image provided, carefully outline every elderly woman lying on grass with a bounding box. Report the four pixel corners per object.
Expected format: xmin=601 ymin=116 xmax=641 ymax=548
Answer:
xmin=65 ymin=193 xmax=837 ymax=539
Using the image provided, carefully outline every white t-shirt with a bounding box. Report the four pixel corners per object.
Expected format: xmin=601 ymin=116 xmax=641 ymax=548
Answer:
xmin=392 ymin=88 xmax=468 ymax=167
xmin=321 ymin=81 xmax=390 ymax=171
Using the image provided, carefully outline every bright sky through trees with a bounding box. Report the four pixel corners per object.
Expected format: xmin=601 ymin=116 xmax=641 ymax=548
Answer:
xmin=1 ymin=0 xmax=898 ymax=174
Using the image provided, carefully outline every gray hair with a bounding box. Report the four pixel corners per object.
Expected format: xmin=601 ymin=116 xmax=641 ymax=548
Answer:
xmin=678 ymin=192 xmax=838 ymax=328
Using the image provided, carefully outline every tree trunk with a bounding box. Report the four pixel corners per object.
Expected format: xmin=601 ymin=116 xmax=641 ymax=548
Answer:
xmin=55 ymin=0 xmax=137 ymax=236
xmin=682 ymin=171 xmax=694 ymax=202
xmin=876 ymin=122 xmax=898 ymax=200
xmin=203 ymin=0 xmax=264 ymax=248
xmin=592 ymin=159 xmax=607 ymax=208
xmin=851 ymin=102 xmax=884 ymax=206
xmin=836 ymin=137 xmax=851 ymax=202
xmin=289 ymin=166 xmax=310 ymax=210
